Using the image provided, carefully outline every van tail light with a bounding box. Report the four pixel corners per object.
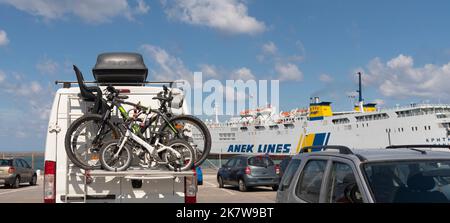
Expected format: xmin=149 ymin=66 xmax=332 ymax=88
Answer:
xmin=275 ymin=164 xmax=280 ymax=175
xmin=184 ymin=168 xmax=197 ymax=204
xmin=44 ymin=160 xmax=56 ymax=203
xmin=8 ymin=167 xmax=15 ymax=174
xmin=245 ymin=166 xmax=251 ymax=175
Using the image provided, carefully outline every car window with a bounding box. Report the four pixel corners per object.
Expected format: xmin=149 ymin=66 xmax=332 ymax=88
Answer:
xmin=14 ymin=159 xmax=24 ymax=168
xmin=364 ymin=160 xmax=450 ymax=203
xmin=280 ymin=157 xmax=292 ymax=172
xmin=295 ymin=160 xmax=328 ymax=202
xmin=20 ymin=159 xmax=31 ymax=169
xmin=248 ymin=156 xmax=274 ymax=167
xmin=281 ymin=159 xmax=301 ymax=188
xmin=325 ymin=161 xmax=363 ymax=203
xmin=225 ymin=158 xmax=237 ymax=167
xmin=236 ymin=158 xmax=245 ymax=167
xmin=0 ymin=159 xmax=12 ymax=166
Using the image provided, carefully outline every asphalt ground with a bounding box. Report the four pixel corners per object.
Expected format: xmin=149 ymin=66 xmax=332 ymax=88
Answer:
xmin=0 ymin=170 xmax=276 ymax=203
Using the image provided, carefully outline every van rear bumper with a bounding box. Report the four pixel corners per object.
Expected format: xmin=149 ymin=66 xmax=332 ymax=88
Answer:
xmin=244 ymin=175 xmax=280 ymax=186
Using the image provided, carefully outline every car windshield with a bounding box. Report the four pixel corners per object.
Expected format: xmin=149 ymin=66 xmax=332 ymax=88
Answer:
xmin=0 ymin=159 xmax=12 ymax=166
xmin=248 ymin=156 xmax=274 ymax=167
xmin=363 ymin=160 xmax=450 ymax=203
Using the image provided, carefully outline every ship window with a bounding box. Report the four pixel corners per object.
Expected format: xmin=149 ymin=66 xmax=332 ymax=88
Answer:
xmin=240 ymin=127 xmax=248 ymax=131
xmin=332 ymin=118 xmax=350 ymax=125
xmin=415 ymin=127 xmax=418 ymax=131
xmin=255 ymin=126 xmax=266 ymax=131
xmin=269 ymin=125 xmax=279 ymax=130
xmin=284 ymin=124 xmax=295 ymax=129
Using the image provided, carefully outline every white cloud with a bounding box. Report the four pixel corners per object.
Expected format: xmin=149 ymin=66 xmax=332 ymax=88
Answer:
xmin=373 ymin=99 xmax=385 ymax=106
xmin=262 ymin=41 xmax=277 ymax=55
xmin=359 ymin=54 xmax=450 ymax=99
xmin=36 ymin=57 xmax=59 ymax=75
xmin=30 ymin=81 xmax=43 ymax=93
xmin=140 ymin=44 xmax=193 ymax=81
xmin=319 ymin=73 xmax=333 ymax=83
xmin=0 ymin=29 xmax=9 ymax=46
xmin=199 ymin=64 xmax=219 ymax=78
xmin=230 ymin=67 xmax=255 ymax=81
xmin=0 ymin=70 xmax=5 ymax=83
xmin=275 ymin=63 xmax=303 ymax=81
xmin=0 ymin=0 xmax=149 ymax=23
xmin=135 ymin=0 xmax=150 ymax=14
xmin=162 ymin=0 xmax=266 ymax=35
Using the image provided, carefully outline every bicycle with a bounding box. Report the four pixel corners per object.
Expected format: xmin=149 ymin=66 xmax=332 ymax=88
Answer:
xmin=99 ymin=102 xmax=195 ymax=171
xmin=65 ymin=66 xmax=211 ymax=170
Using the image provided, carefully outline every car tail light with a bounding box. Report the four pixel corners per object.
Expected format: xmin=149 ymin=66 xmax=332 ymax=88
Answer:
xmin=275 ymin=164 xmax=280 ymax=175
xmin=245 ymin=166 xmax=251 ymax=175
xmin=119 ymin=89 xmax=130 ymax=94
xmin=44 ymin=160 xmax=56 ymax=203
xmin=8 ymin=167 xmax=15 ymax=174
xmin=184 ymin=169 xmax=197 ymax=203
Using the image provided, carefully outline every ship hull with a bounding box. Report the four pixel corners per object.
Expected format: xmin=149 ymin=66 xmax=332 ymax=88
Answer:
xmin=208 ymin=106 xmax=450 ymax=156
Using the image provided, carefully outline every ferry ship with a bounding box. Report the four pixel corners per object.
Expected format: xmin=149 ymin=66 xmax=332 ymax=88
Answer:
xmin=206 ymin=73 xmax=450 ymax=157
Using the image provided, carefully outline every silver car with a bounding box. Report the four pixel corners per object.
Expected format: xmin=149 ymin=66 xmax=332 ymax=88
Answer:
xmin=0 ymin=158 xmax=37 ymax=189
xmin=276 ymin=145 xmax=450 ymax=203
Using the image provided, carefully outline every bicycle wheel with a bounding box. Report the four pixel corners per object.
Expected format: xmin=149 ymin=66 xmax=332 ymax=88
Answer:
xmin=159 ymin=115 xmax=211 ymax=167
xmin=163 ymin=139 xmax=195 ymax=171
xmin=99 ymin=140 xmax=132 ymax=171
xmin=65 ymin=114 xmax=121 ymax=170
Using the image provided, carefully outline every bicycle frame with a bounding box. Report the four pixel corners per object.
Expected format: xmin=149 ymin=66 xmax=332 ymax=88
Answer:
xmin=114 ymin=128 xmax=182 ymax=162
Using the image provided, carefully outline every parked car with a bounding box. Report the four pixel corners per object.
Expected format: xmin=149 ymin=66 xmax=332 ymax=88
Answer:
xmin=0 ymin=158 xmax=37 ymax=189
xmin=196 ymin=166 xmax=203 ymax=185
xmin=217 ymin=154 xmax=280 ymax=192
xmin=279 ymin=156 xmax=292 ymax=179
xmin=276 ymin=145 xmax=450 ymax=203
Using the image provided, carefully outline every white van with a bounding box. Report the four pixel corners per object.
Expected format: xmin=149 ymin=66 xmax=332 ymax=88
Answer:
xmin=43 ymin=82 xmax=197 ymax=203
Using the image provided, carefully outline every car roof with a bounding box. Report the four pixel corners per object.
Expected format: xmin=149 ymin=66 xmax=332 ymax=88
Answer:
xmin=293 ymin=148 xmax=450 ymax=163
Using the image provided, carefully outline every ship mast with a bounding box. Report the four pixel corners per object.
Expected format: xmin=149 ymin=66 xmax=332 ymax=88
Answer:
xmin=357 ymin=72 xmax=364 ymax=113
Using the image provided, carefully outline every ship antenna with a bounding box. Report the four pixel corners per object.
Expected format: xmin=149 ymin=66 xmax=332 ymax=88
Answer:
xmin=357 ymin=72 xmax=363 ymax=103
xmin=357 ymin=72 xmax=364 ymax=113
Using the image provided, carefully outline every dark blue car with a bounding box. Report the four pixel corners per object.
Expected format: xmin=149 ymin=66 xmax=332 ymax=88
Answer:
xmin=196 ymin=166 xmax=203 ymax=185
xmin=217 ymin=155 xmax=280 ymax=192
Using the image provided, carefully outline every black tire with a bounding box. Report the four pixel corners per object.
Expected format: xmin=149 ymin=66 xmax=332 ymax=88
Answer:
xmin=272 ymin=185 xmax=279 ymax=191
xmin=100 ymin=140 xmax=133 ymax=172
xmin=65 ymin=114 xmax=121 ymax=170
xmin=159 ymin=115 xmax=211 ymax=167
xmin=29 ymin=174 xmax=37 ymax=186
xmin=238 ymin=179 xmax=247 ymax=192
xmin=163 ymin=139 xmax=196 ymax=171
xmin=218 ymin=176 xmax=224 ymax=188
xmin=12 ymin=176 xmax=20 ymax=189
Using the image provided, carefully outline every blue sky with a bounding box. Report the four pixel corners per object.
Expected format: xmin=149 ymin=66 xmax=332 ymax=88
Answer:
xmin=1 ymin=0 xmax=450 ymax=151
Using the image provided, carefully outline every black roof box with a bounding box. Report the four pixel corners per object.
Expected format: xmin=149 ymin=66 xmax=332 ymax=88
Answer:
xmin=93 ymin=52 xmax=148 ymax=85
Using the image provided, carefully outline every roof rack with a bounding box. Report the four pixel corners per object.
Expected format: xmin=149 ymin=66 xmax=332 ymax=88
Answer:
xmin=55 ymin=80 xmax=185 ymax=88
xmin=386 ymin=144 xmax=450 ymax=155
xmin=300 ymin=145 xmax=367 ymax=161
xmin=386 ymin=144 xmax=450 ymax=149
